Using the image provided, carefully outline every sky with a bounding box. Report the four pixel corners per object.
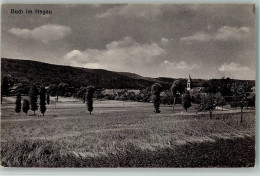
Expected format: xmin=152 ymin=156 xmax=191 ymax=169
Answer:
xmin=1 ymin=4 xmax=256 ymax=80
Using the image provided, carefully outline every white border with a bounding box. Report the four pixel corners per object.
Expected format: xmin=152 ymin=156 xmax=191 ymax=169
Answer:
xmin=0 ymin=0 xmax=259 ymax=175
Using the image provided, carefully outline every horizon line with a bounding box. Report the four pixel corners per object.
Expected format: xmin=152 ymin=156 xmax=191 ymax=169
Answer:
xmin=1 ymin=57 xmax=256 ymax=81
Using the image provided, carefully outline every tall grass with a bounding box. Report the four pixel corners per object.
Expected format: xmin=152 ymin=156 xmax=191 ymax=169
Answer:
xmin=1 ymin=102 xmax=255 ymax=167
xmin=1 ymin=136 xmax=255 ymax=167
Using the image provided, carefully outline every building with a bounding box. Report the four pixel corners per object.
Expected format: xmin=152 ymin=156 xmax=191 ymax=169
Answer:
xmin=101 ymin=89 xmax=125 ymax=96
xmin=189 ymin=87 xmax=207 ymax=97
xmin=187 ymin=75 xmax=206 ymax=101
xmin=187 ymin=74 xmax=192 ymax=91
xmin=127 ymin=89 xmax=140 ymax=96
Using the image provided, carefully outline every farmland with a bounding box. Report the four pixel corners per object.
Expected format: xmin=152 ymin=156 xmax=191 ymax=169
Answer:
xmin=1 ymin=97 xmax=255 ymax=167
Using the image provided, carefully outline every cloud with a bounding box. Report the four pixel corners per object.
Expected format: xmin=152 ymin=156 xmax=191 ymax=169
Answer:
xmin=218 ymin=62 xmax=250 ymax=72
xmin=218 ymin=62 xmax=255 ymax=80
xmin=162 ymin=60 xmax=200 ymax=70
xmin=160 ymin=38 xmax=175 ymax=46
xmin=180 ymin=26 xmax=250 ymax=43
xmin=9 ymin=24 xmax=72 ymax=43
xmin=181 ymin=32 xmax=212 ymax=43
xmin=96 ymin=4 xmax=162 ymax=19
xmin=64 ymin=50 xmax=99 ymax=64
xmin=64 ymin=36 xmax=166 ymax=71
xmin=161 ymin=38 xmax=169 ymax=44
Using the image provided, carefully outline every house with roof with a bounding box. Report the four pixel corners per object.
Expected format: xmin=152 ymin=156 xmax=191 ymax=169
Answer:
xmin=189 ymin=87 xmax=207 ymax=97
xmin=101 ymin=89 xmax=126 ymax=99
xmin=9 ymin=83 xmax=30 ymax=95
xmin=186 ymin=75 xmax=207 ymax=101
xmin=101 ymin=89 xmax=125 ymax=96
xmin=127 ymin=89 xmax=140 ymax=95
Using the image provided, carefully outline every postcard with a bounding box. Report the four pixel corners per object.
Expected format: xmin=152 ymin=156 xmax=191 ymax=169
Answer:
xmin=1 ymin=4 xmax=256 ymax=167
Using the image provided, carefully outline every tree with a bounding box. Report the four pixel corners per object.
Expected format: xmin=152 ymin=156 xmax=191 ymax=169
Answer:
xmin=48 ymin=84 xmax=58 ymax=96
xmin=203 ymin=79 xmax=219 ymax=94
xmin=1 ymin=76 xmax=10 ymax=104
xmin=22 ymin=99 xmax=30 ymax=115
xmin=76 ymin=86 xmax=87 ymax=103
xmin=57 ymin=83 xmax=69 ymax=102
xmin=182 ymin=91 xmax=192 ymax=112
xmin=15 ymin=92 xmax=21 ymax=114
xmin=170 ymin=79 xmax=182 ymax=112
xmin=198 ymin=94 xmax=216 ymax=119
xmin=231 ymin=84 xmax=247 ymax=123
xmin=195 ymin=93 xmax=202 ymax=104
xmin=29 ymin=83 xmax=38 ymax=115
xmin=151 ymin=83 xmax=162 ymax=113
xmin=215 ymin=92 xmax=225 ymax=111
xmin=86 ymin=86 xmax=95 ymax=115
xmin=46 ymin=93 xmax=50 ymax=105
xmin=219 ymin=77 xmax=233 ymax=96
xmin=40 ymin=86 xmax=46 ymax=116
xmin=205 ymin=94 xmax=216 ymax=119
xmin=83 ymin=93 xmax=86 ymax=103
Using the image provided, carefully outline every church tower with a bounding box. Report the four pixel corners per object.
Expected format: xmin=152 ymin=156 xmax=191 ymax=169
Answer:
xmin=187 ymin=74 xmax=192 ymax=91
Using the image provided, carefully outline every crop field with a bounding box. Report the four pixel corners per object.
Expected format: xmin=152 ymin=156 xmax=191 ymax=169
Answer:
xmin=1 ymin=97 xmax=255 ymax=167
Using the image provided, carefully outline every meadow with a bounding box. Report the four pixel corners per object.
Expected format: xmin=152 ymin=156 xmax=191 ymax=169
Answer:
xmin=1 ymin=97 xmax=255 ymax=167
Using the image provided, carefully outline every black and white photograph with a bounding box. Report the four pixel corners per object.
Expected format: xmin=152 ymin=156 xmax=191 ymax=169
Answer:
xmin=1 ymin=4 xmax=256 ymax=167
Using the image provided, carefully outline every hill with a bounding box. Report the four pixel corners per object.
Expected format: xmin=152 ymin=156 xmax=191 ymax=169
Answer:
xmin=1 ymin=58 xmax=255 ymax=90
xmin=1 ymin=58 xmax=180 ymax=89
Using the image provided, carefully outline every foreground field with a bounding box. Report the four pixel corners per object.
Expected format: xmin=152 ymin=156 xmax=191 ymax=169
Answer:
xmin=1 ymin=98 xmax=255 ymax=167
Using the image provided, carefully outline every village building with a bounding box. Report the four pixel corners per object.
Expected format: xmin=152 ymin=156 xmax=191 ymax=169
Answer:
xmin=127 ymin=89 xmax=140 ymax=95
xmin=101 ymin=89 xmax=126 ymax=97
xmin=186 ymin=75 xmax=207 ymax=98
xmin=187 ymin=74 xmax=192 ymax=91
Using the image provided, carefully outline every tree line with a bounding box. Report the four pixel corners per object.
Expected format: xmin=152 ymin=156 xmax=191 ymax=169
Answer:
xmin=1 ymin=75 xmax=254 ymax=122
xmin=13 ymin=82 xmax=95 ymax=116
xmin=151 ymin=77 xmax=253 ymax=123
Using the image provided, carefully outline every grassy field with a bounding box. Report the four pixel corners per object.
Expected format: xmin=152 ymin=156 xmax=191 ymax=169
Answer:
xmin=1 ymin=97 xmax=255 ymax=167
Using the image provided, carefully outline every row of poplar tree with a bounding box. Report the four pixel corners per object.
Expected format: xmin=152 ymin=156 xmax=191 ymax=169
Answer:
xmin=15 ymin=83 xmax=50 ymax=116
xmin=15 ymin=84 xmax=95 ymax=116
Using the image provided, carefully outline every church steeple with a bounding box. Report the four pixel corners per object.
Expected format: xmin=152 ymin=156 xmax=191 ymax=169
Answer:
xmin=187 ymin=74 xmax=192 ymax=91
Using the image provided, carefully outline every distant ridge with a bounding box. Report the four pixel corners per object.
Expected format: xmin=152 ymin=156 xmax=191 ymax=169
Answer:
xmin=1 ymin=58 xmax=180 ymax=89
xmin=1 ymin=58 xmax=254 ymax=89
